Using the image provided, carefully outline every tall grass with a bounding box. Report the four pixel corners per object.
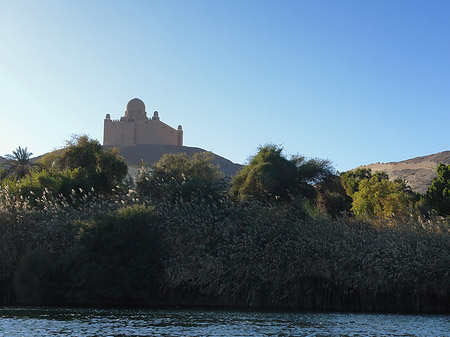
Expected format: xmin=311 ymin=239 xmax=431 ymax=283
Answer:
xmin=155 ymin=196 xmax=450 ymax=312
xmin=1 ymin=186 xmax=450 ymax=312
xmin=0 ymin=186 xmax=141 ymax=304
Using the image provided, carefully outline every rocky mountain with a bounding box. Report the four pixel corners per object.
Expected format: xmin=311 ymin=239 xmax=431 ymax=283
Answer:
xmin=0 ymin=156 xmax=5 ymax=164
xmin=357 ymin=151 xmax=450 ymax=194
xmin=105 ymin=144 xmax=243 ymax=177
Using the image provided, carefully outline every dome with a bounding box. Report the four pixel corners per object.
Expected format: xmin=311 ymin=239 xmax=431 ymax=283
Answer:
xmin=125 ymin=98 xmax=146 ymax=119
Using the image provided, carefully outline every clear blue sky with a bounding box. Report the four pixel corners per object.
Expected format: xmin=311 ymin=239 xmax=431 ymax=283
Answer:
xmin=1 ymin=0 xmax=449 ymax=172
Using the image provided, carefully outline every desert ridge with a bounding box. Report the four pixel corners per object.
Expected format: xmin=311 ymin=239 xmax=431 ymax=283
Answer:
xmin=357 ymin=151 xmax=450 ymax=194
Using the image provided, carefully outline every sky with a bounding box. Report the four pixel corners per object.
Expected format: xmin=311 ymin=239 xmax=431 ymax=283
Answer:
xmin=0 ymin=0 xmax=449 ymax=172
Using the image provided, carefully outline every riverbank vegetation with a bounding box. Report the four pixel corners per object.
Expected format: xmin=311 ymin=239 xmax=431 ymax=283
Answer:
xmin=1 ymin=136 xmax=450 ymax=312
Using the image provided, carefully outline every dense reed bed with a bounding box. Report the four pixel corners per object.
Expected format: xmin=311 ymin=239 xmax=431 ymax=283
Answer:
xmin=155 ymin=196 xmax=450 ymax=312
xmin=1 ymin=188 xmax=450 ymax=312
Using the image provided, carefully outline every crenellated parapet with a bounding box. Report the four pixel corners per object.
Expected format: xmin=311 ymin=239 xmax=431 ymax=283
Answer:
xmin=105 ymin=114 xmax=121 ymax=123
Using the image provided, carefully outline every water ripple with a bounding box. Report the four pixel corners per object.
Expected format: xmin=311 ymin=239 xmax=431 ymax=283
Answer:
xmin=0 ymin=307 xmax=448 ymax=336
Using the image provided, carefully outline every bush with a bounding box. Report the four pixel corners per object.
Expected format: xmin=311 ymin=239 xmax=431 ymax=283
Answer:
xmin=136 ymin=152 xmax=228 ymax=202
xmin=231 ymin=144 xmax=333 ymax=202
xmin=1 ymin=136 xmax=128 ymax=201
xmin=427 ymin=163 xmax=450 ymax=216
xmin=60 ymin=205 xmax=162 ymax=305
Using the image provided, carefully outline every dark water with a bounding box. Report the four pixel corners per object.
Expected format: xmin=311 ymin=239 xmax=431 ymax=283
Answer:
xmin=0 ymin=307 xmax=449 ymax=336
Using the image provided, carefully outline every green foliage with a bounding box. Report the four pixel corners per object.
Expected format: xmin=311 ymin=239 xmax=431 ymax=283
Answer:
xmin=231 ymin=144 xmax=334 ymax=202
xmin=316 ymin=175 xmax=352 ymax=217
xmin=231 ymin=145 xmax=296 ymax=201
xmin=414 ymin=195 xmax=433 ymax=216
xmin=4 ymin=143 xmax=450 ymax=312
xmin=340 ymin=168 xmax=372 ymax=197
xmin=135 ymin=152 xmax=227 ymax=202
xmin=60 ymin=135 xmax=103 ymax=174
xmin=340 ymin=169 xmax=419 ymax=218
xmin=2 ymin=136 xmax=128 ymax=199
xmin=38 ymin=150 xmax=61 ymax=172
xmin=427 ymin=163 xmax=450 ymax=216
xmin=57 ymin=135 xmax=128 ymax=194
xmin=1 ymin=146 xmax=39 ymax=180
xmin=0 ymin=167 xmax=77 ymax=200
xmin=60 ymin=205 xmax=162 ymax=305
xmin=351 ymin=174 xmax=412 ymax=218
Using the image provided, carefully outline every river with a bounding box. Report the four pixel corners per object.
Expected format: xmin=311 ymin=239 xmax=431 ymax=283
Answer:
xmin=0 ymin=307 xmax=448 ymax=336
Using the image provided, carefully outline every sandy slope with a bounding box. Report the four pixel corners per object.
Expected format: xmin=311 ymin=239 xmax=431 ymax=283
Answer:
xmin=357 ymin=151 xmax=450 ymax=194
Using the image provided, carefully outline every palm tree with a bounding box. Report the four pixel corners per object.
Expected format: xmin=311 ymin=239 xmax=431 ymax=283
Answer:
xmin=1 ymin=146 xmax=38 ymax=180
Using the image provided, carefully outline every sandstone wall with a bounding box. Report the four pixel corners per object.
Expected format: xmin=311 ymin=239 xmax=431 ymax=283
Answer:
xmin=104 ymin=119 xmax=182 ymax=146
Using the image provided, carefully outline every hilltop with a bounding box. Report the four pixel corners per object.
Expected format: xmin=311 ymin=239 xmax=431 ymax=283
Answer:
xmin=357 ymin=151 xmax=450 ymax=194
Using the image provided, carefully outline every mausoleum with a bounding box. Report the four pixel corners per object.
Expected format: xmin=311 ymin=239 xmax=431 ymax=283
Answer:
xmin=103 ymin=98 xmax=183 ymax=146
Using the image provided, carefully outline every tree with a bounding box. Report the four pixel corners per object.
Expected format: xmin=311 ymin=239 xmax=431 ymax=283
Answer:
xmin=56 ymin=135 xmax=128 ymax=194
xmin=427 ymin=163 xmax=450 ymax=216
xmin=1 ymin=137 xmax=127 ymax=199
xmin=316 ymin=175 xmax=352 ymax=217
xmin=230 ymin=144 xmax=334 ymax=202
xmin=351 ymin=174 xmax=411 ymax=218
xmin=340 ymin=168 xmax=372 ymax=197
xmin=341 ymin=169 xmax=420 ymax=218
xmin=135 ymin=152 xmax=227 ymax=202
xmin=60 ymin=205 xmax=162 ymax=305
xmin=3 ymin=135 xmax=129 ymax=199
xmin=1 ymin=146 xmax=39 ymax=180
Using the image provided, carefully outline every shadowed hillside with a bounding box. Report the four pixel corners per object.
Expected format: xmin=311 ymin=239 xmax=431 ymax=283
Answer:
xmin=0 ymin=156 xmax=5 ymax=165
xmin=105 ymin=144 xmax=243 ymax=177
xmin=357 ymin=151 xmax=450 ymax=194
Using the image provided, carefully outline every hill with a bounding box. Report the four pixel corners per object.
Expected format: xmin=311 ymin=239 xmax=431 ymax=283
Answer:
xmin=105 ymin=144 xmax=243 ymax=177
xmin=1 ymin=145 xmax=242 ymax=178
xmin=357 ymin=151 xmax=450 ymax=194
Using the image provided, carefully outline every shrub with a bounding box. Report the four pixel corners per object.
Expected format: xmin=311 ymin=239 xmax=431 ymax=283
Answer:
xmin=136 ymin=152 xmax=228 ymax=202
xmin=60 ymin=205 xmax=162 ymax=305
xmin=231 ymin=144 xmax=333 ymax=202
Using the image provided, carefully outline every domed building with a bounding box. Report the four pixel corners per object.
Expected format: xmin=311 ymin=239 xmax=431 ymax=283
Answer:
xmin=103 ymin=98 xmax=183 ymax=146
